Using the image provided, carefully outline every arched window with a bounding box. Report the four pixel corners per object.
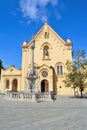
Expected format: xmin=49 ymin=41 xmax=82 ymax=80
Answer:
xmin=43 ymin=45 xmax=49 ymax=58
xmin=6 ymin=80 xmax=9 ymax=89
xmin=57 ymin=65 xmax=63 ymax=75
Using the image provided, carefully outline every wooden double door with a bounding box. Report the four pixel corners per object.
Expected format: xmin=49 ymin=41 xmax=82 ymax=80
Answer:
xmin=41 ymin=80 xmax=49 ymax=92
xmin=12 ymin=79 xmax=18 ymax=92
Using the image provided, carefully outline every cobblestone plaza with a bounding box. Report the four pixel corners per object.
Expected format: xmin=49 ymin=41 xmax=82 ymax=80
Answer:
xmin=0 ymin=95 xmax=87 ymax=130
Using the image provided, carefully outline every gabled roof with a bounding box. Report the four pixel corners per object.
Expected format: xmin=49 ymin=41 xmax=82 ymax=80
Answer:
xmin=28 ymin=22 xmax=66 ymax=47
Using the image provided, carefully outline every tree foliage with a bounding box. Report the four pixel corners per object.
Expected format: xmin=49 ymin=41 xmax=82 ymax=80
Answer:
xmin=65 ymin=50 xmax=87 ymax=98
xmin=0 ymin=59 xmax=4 ymax=75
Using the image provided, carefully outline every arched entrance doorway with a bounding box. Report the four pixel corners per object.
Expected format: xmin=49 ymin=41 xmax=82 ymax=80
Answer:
xmin=41 ymin=79 xmax=49 ymax=92
xmin=12 ymin=79 xmax=18 ymax=92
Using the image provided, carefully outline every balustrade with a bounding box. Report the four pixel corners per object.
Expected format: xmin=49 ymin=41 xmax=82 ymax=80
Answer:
xmin=6 ymin=91 xmax=52 ymax=102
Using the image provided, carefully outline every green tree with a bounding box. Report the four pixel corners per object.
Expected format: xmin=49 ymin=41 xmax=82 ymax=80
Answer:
xmin=65 ymin=50 xmax=87 ymax=98
xmin=0 ymin=59 xmax=4 ymax=75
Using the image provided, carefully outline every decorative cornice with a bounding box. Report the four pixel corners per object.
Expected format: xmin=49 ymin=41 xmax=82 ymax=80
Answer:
xmin=2 ymin=74 xmax=21 ymax=76
xmin=42 ymin=58 xmax=51 ymax=60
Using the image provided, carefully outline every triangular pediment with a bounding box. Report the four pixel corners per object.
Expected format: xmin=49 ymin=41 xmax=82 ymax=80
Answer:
xmin=28 ymin=23 xmax=66 ymax=47
xmin=37 ymin=64 xmax=53 ymax=69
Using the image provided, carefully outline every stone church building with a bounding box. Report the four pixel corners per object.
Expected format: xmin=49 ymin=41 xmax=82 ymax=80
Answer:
xmin=0 ymin=23 xmax=73 ymax=95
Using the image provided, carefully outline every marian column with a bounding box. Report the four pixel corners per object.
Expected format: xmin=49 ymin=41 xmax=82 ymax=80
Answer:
xmin=30 ymin=35 xmax=35 ymax=75
xmin=26 ymin=35 xmax=38 ymax=93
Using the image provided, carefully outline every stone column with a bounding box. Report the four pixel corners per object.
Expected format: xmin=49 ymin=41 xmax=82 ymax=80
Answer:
xmin=26 ymin=35 xmax=38 ymax=93
xmin=30 ymin=36 xmax=35 ymax=74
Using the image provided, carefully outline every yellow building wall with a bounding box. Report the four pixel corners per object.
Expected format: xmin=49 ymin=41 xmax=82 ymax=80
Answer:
xmin=1 ymin=66 xmax=21 ymax=92
xmin=0 ymin=23 xmax=73 ymax=96
xmin=21 ymin=23 xmax=72 ymax=95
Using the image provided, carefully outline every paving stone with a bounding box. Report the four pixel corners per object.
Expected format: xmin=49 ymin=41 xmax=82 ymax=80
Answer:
xmin=0 ymin=95 xmax=87 ymax=130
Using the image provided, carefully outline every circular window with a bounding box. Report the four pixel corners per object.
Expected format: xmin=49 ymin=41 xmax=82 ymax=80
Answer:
xmin=42 ymin=71 xmax=48 ymax=77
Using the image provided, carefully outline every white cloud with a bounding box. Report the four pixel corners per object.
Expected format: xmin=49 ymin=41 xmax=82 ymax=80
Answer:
xmin=38 ymin=0 xmax=50 ymax=7
xmin=56 ymin=12 xmax=62 ymax=20
xmin=41 ymin=16 xmax=47 ymax=23
xmin=19 ymin=0 xmax=38 ymax=19
xmin=19 ymin=0 xmax=59 ymax=23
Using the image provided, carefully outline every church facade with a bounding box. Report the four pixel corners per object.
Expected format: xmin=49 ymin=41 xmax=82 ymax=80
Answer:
xmin=1 ymin=23 xmax=73 ymax=95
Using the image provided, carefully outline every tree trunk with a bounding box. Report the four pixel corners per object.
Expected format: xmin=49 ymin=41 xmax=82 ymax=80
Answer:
xmin=80 ymin=90 xmax=83 ymax=98
xmin=74 ymin=87 xmax=76 ymax=97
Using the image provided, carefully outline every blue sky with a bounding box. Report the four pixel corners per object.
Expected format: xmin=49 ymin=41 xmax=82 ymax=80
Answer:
xmin=0 ymin=0 xmax=87 ymax=68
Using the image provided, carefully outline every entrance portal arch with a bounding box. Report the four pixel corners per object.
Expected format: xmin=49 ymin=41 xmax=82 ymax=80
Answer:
xmin=41 ymin=79 xmax=49 ymax=92
xmin=12 ymin=79 xmax=18 ymax=92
